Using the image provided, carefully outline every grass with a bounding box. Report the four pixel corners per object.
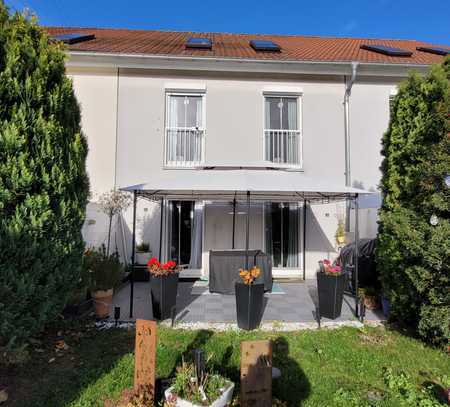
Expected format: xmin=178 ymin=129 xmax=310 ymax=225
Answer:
xmin=2 ymin=323 xmax=449 ymax=406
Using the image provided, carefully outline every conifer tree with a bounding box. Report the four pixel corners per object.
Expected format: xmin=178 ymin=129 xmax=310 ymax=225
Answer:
xmin=0 ymin=3 xmax=89 ymax=348
xmin=377 ymin=57 xmax=449 ymax=345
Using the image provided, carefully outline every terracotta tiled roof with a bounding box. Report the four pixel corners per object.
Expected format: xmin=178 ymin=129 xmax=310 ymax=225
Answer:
xmin=44 ymin=26 xmax=449 ymax=65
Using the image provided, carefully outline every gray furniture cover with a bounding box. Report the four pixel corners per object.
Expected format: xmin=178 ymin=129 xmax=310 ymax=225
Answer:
xmin=209 ymin=250 xmax=273 ymax=294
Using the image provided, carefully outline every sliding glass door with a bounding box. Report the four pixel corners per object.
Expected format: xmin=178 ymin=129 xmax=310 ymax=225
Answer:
xmin=265 ymin=202 xmax=299 ymax=268
xmin=169 ymin=201 xmax=193 ymax=266
xmin=168 ymin=200 xmax=203 ymax=269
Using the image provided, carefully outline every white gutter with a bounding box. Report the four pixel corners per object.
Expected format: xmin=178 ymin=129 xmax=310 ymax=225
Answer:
xmin=65 ymin=50 xmax=431 ymax=77
xmin=343 ymin=61 xmax=359 ymax=188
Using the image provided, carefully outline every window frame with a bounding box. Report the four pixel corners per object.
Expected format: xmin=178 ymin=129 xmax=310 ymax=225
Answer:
xmin=164 ymin=91 xmax=206 ymax=168
xmin=262 ymin=92 xmax=303 ymax=169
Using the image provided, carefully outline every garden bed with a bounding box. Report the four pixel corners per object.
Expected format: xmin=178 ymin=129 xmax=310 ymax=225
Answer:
xmin=1 ymin=321 xmax=449 ymax=406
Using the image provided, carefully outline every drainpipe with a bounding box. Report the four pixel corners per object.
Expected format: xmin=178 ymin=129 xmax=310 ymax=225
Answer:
xmin=344 ymin=62 xmax=359 ymax=230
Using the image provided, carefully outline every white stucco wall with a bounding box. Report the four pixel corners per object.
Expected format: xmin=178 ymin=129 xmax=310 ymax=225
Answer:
xmin=68 ymin=67 xmax=119 ymax=250
xmin=68 ymin=65 xmax=404 ymax=278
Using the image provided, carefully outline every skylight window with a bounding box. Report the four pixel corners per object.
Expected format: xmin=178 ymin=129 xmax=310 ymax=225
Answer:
xmin=250 ymin=39 xmax=281 ymax=52
xmin=186 ymin=37 xmax=212 ymax=49
xmin=51 ymin=33 xmax=95 ymax=45
xmin=416 ymin=46 xmax=450 ymax=56
xmin=360 ymin=44 xmax=412 ymax=57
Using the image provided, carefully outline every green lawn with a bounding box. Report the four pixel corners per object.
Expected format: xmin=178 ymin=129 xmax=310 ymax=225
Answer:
xmin=2 ymin=324 xmax=449 ymax=406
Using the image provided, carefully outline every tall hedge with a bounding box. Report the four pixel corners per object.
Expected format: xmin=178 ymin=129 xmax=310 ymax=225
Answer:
xmin=0 ymin=5 xmax=89 ymax=348
xmin=377 ymin=57 xmax=450 ymax=345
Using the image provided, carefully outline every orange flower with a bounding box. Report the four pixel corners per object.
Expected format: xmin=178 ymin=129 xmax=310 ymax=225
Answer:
xmin=239 ymin=266 xmax=261 ymax=285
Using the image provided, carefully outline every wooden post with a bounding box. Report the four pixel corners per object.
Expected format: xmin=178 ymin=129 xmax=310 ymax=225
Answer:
xmin=134 ymin=319 xmax=157 ymax=399
xmin=240 ymin=340 xmax=272 ymax=407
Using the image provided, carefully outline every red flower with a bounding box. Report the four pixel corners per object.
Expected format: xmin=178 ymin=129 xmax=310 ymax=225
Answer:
xmin=147 ymin=257 xmax=158 ymax=266
xmin=323 ymin=259 xmax=331 ymax=265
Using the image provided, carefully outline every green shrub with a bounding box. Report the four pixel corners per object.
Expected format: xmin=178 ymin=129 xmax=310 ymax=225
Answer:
xmin=0 ymin=5 xmax=89 ymax=349
xmin=376 ymin=57 xmax=450 ymax=345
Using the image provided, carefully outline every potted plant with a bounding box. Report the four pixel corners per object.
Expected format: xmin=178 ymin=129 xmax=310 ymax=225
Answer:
xmin=136 ymin=242 xmax=151 ymax=265
xmin=358 ymin=287 xmax=381 ymax=310
xmin=85 ymin=246 xmax=123 ymax=319
xmin=317 ymin=259 xmax=346 ymax=319
xmin=335 ymin=219 xmax=346 ymax=246
xmin=235 ymin=266 xmax=264 ymax=330
xmin=165 ymin=361 xmax=234 ymax=407
xmin=147 ymin=257 xmax=179 ymax=320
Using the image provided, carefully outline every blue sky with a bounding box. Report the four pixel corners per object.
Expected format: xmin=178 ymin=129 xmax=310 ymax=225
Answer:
xmin=5 ymin=0 xmax=450 ymax=44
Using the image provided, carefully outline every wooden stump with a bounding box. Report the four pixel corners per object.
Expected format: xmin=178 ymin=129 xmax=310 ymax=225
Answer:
xmin=240 ymin=340 xmax=272 ymax=407
xmin=134 ymin=319 xmax=157 ymax=399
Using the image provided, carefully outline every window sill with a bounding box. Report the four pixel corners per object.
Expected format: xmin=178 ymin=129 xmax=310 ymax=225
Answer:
xmin=163 ymin=164 xmax=204 ymax=170
xmin=264 ymin=163 xmax=304 ymax=172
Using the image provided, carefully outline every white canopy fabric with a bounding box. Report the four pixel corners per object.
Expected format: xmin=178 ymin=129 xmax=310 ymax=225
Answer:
xmin=120 ymin=169 xmax=371 ymax=202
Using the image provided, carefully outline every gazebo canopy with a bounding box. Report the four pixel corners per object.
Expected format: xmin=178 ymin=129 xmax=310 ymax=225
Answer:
xmin=122 ymin=167 xmax=367 ymax=320
xmin=120 ymin=168 xmax=371 ymax=202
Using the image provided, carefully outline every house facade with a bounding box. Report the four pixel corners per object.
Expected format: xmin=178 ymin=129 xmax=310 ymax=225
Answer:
xmin=45 ymin=27 xmax=448 ymax=279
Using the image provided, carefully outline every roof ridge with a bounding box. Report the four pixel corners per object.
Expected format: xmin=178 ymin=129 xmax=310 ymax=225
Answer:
xmin=42 ymin=25 xmax=445 ymax=45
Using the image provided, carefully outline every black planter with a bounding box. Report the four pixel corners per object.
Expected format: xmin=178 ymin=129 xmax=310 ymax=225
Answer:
xmin=317 ymin=272 xmax=346 ymax=319
xmin=150 ymin=273 xmax=179 ymax=320
xmin=133 ymin=265 xmax=150 ymax=282
xmin=235 ymin=282 xmax=264 ymax=330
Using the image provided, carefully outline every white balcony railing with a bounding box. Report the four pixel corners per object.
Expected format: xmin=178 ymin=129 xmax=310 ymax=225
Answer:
xmin=165 ymin=128 xmax=204 ymax=167
xmin=264 ymin=129 xmax=301 ymax=166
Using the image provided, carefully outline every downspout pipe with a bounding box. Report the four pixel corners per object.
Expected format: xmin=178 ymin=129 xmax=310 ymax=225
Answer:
xmin=344 ymin=61 xmax=359 ymax=188
xmin=344 ymin=62 xmax=359 ymax=231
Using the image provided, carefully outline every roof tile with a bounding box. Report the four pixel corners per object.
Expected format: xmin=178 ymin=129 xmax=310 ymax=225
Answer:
xmin=44 ymin=26 xmax=449 ymax=65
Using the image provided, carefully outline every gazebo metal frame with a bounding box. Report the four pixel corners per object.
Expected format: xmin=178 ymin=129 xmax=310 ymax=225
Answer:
xmin=122 ymin=173 xmax=364 ymax=322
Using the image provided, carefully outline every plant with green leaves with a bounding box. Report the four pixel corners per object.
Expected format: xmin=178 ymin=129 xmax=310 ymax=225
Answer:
xmin=0 ymin=4 xmax=89 ymax=350
xmin=169 ymin=360 xmax=232 ymax=406
xmin=84 ymin=246 xmax=123 ymax=292
xmin=376 ymin=56 xmax=450 ymax=345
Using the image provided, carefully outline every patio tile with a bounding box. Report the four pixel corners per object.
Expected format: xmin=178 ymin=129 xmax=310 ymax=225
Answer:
xmin=112 ymin=280 xmax=386 ymax=325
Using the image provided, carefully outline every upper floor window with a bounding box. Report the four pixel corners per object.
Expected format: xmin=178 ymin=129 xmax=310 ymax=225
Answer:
xmin=264 ymin=96 xmax=301 ymax=166
xmin=165 ymin=93 xmax=205 ymax=167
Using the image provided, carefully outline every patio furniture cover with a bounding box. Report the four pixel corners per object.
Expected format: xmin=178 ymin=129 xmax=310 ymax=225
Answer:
xmin=338 ymin=238 xmax=379 ymax=293
xmin=209 ymin=250 xmax=273 ymax=294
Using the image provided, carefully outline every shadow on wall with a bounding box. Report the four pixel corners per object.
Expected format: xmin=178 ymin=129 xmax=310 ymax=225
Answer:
xmin=139 ymin=200 xmax=162 ymax=260
xmin=113 ymin=213 xmax=132 ymax=264
xmin=305 ymin=205 xmax=335 ymax=254
xmin=82 ymin=201 xmax=134 ymax=264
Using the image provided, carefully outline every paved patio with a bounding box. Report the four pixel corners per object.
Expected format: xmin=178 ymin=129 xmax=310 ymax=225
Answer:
xmin=111 ymin=280 xmax=385 ymax=327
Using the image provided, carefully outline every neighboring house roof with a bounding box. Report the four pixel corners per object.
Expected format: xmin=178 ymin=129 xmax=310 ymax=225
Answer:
xmin=44 ymin=26 xmax=448 ymax=66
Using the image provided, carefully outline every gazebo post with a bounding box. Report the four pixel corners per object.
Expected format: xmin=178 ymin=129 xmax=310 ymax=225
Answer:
xmin=303 ymin=199 xmax=307 ymax=281
xmin=129 ymin=190 xmax=137 ymax=318
xmin=245 ymin=191 xmax=250 ymax=269
xmin=354 ymin=193 xmax=360 ymax=318
xmin=232 ymin=197 xmax=236 ymax=249
xmin=158 ymin=197 xmax=164 ymax=260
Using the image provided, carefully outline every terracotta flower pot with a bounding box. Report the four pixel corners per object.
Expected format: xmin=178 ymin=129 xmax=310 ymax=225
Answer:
xmin=91 ymin=288 xmax=113 ymax=318
xmin=363 ymin=295 xmax=380 ymax=310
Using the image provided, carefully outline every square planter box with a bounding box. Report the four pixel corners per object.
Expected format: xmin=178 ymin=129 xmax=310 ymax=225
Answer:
xmin=150 ymin=273 xmax=179 ymax=320
xmin=235 ymin=282 xmax=265 ymax=330
xmin=317 ymin=272 xmax=346 ymax=320
xmin=164 ymin=383 xmax=234 ymax=407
